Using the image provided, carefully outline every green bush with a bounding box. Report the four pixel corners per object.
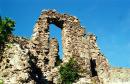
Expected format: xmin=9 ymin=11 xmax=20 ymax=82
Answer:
xmin=0 ymin=16 xmax=15 ymax=43
xmin=59 ymin=58 xmax=80 ymax=84
xmin=0 ymin=79 xmax=3 ymax=84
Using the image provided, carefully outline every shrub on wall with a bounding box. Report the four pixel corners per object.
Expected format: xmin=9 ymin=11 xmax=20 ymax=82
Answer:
xmin=59 ymin=58 xmax=80 ymax=84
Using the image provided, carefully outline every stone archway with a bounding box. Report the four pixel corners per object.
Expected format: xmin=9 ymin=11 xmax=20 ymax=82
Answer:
xmin=30 ymin=10 xmax=109 ymax=83
xmin=30 ymin=10 xmax=87 ymax=82
xmin=31 ymin=10 xmax=83 ymax=63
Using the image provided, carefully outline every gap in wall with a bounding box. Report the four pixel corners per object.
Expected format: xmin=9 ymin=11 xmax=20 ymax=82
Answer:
xmin=49 ymin=24 xmax=63 ymax=59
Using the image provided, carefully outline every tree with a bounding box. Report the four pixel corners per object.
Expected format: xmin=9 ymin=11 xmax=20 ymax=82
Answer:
xmin=0 ymin=16 xmax=15 ymax=43
xmin=59 ymin=58 xmax=80 ymax=84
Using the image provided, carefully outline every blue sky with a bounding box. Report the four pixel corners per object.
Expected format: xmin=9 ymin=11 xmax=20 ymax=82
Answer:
xmin=0 ymin=0 xmax=130 ymax=68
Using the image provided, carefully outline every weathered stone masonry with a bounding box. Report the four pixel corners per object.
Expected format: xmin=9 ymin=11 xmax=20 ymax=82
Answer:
xmin=30 ymin=10 xmax=110 ymax=83
xmin=0 ymin=10 xmax=113 ymax=84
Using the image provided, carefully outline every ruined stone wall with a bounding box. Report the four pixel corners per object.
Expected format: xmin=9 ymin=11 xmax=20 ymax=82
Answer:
xmin=0 ymin=10 xmax=112 ymax=84
xmin=31 ymin=10 xmax=85 ymax=60
xmin=109 ymin=68 xmax=130 ymax=84
xmin=48 ymin=38 xmax=58 ymax=69
xmin=30 ymin=10 xmax=110 ymax=83
xmin=86 ymin=34 xmax=110 ymax=83
xmin=0 ymin=43 xmax=31 ymax=83
xmin=31 ymin=10 xmax=90 ymax=74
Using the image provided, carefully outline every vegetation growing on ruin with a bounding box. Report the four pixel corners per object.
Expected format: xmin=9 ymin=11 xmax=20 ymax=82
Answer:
xmin=0 ymin=17 xmax=15 ymax=43
xmin=59 ymin=58 xmax=80 ymax=84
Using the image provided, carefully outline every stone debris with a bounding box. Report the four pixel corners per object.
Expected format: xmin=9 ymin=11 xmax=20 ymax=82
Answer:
xmin=0 ymin=10 xmax=129 ymax=84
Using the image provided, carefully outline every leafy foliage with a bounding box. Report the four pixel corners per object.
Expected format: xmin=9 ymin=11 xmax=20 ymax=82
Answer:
xmin=0 ymin=16 xmax=15 ymax=43
xmin=59 ymin=58 xmax=80 ymax=84
xmin=0 ymin=79 xmax=3 ymax=84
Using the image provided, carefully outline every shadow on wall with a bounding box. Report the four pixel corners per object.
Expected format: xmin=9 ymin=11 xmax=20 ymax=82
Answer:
xmin=27 ymin=51 xmax=53 ymax=84
xmin=0 ymin=43 xmax=5 ymax=62
xmin=90 ymin=58 xmax=98 ymax=77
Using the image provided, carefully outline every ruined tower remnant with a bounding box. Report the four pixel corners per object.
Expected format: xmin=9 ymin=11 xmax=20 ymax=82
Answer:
xmin=48 ymin=38 xmax=59 ymax=68
xmin=31 ymin=10 xmax=110 ymax=83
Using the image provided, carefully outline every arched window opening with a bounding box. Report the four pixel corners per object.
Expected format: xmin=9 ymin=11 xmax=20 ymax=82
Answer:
xmin=49 ymin=24 xmax=63 ymax=60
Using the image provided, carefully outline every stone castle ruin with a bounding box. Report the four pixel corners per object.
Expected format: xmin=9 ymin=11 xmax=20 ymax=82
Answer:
xmin=30 ymin=10 xmax=109 ymax=83
xmin=0 ymin=10 xmax=130 ymax=84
